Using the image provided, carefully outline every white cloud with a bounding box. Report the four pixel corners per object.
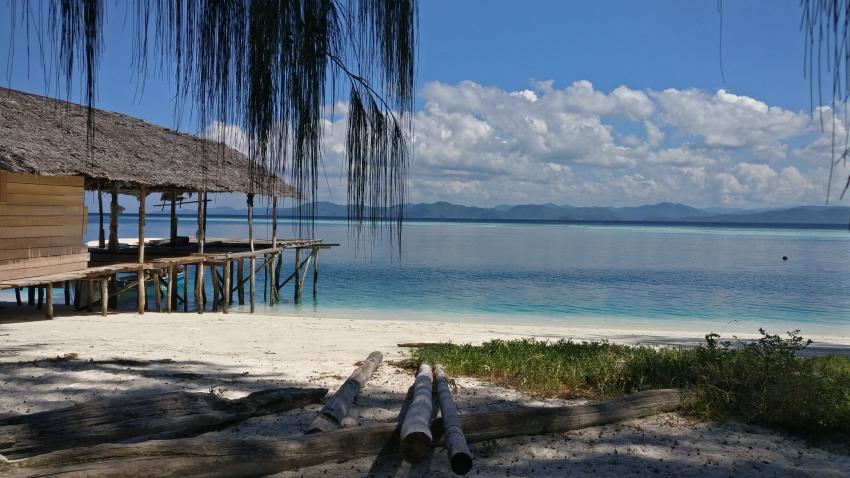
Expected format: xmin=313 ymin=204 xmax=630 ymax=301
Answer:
xmin=208 ymin=80 xmax=844 ymax=208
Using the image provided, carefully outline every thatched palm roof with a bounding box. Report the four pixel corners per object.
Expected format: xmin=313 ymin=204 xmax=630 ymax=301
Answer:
xmin=0 ymin=87 xmax=298 ymax=197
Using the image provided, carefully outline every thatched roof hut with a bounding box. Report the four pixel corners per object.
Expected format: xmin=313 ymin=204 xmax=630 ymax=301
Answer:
xmin=0 ymin=87 xmax=297 ymax=198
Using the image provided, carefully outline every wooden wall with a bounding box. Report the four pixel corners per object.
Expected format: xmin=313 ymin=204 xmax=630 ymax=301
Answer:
xmin=0 ymin=171 xmax=89 ymax=282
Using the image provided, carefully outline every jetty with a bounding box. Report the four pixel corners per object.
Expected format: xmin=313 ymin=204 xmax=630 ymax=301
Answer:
xmin=0 ymin=87 xmax=336 ymax=318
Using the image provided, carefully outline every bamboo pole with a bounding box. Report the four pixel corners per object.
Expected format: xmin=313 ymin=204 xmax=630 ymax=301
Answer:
xmin=108 ymin=188 xmax=119 ymax=253
xmin=211 ymin=265 xmax=220 ymax=312
xmin=45 ymin=284 xmax=53 ymax=319
xmin=14 ymin=288 xmax=21 ymax=306
xmin=100 ymin=279 xmax=108 ymax=316
xmin=400 ymin=363 xmax=434 ymax=464
xmin=269 ymin=254 xmax=276 ymax=305
xmin=197 ymin=191 xmax=205 ymax=254
xmin=137 ymin=187 xmax=146 ymax=315
xmin=307 ymin=352 xmax=383 ymax=433
xmin=28 ymin=287 xmax=34 ymax=306
xmin=435 ymin=364 xmax=473 ymax=474
xmin=249 ymin=256 xmax=256 ymax=313
xmin=36 ymin=287 xmax=43 ymax=310
xmin=237 ymin=259 xmax=245 ymax=305
xmin=229 ymin=261 xmax=235 ymax=305
xmin=272 ymin=197 xmax=278 ymax=248
xmin=183 ymin=265 xmax=189 ymax=312
xmin=152 ymin=270 xmax=162 ymax=312
xmin=64 ymin=281 xmax=70 ymax=305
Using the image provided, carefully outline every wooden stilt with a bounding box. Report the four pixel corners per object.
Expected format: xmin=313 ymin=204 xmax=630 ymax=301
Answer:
xmin=274 ymin=252 xmax=283 ymax=301
xmin=167 ymin=265 xmax=175 ymax=313
xmin=100 ymin=279 xmax=108 ymax=316
xmin=271 ymin=197 xmax=278 ymax=248
xmin=223 ymin=262 xmax=231 ymax=314
xmin=108 ymin=188 xmax=120 ymax=252
xmin=97 ymin=185 xmax=105 ymax=249
xmin=269 ymin=254 xmax=276 ymax=305
xmin=15 ymin=288 xmax=22 ymax=306
xmin=170 ymin=191 xmax=178 ymax=247
xmin=229 ymin=261 xmax=236 ymax=305
xmin=211 ymin=265 xmax=220 ymax=312
xmin=237 ymin=259 xmax=245 ymax=305
xmin=64 ymin=281 xmax=71 ymax=305
xmin=37 ymin=287 xmax=43 ymax=310
xmin=152 ymin=270 xmax=162 ymax=312
xmin=196 ymin=262 xmax=204 ymax=314
xmin=73 ymin=281 xmax=82 ymax=309
xmin=293 ymin=248 xmax=302 ymax=303
xmin=137 ymin=186 xmax=146 ymax=315
xmin=86 ymin=280 xmax=94 ymax=312
xmin=197 ymin=190 xmax=206 ymax=254
xmin=249 ymin=256 xmax=256 ymax=313
xmin=312 ymin=249 xmax=319 ymax=296
xmin=182 ymin=266 xmax=189 ymax=312
xmin=45 ymin=284 xmax=53 ymax=319
xmin=109 ymin=275 xmax=118 ymax=309
xmin=28 ymin=286 xmax=35 ymax=306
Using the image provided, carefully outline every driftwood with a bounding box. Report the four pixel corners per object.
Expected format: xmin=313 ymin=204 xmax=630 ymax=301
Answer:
xmin=307 ymin=351 xmax=383 ymax=433
xmin=0 ymin=387 xmax=327 ymax=460
xmin=0 ymin=389 xmax=680 ymax=478
xmin=400 ymin=363 xmax=435 ymax=464
xmin=434 ymin=364 xmax=472 ymax=475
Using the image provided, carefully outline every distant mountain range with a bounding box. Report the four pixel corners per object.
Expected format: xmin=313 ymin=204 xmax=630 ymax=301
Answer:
xmin=196 ymin=201 xmax=850 ymax=226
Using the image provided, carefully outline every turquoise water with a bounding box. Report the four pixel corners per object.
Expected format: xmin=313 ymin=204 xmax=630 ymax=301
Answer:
xmin=74 ymin=215 xmax=850 ymax=336
xmin=3 ymin=215 xmax=849 ymax=336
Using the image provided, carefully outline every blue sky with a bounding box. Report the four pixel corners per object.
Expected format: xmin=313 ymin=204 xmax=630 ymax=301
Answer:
xmin=2 ymin=1 xmax=845 ymax=210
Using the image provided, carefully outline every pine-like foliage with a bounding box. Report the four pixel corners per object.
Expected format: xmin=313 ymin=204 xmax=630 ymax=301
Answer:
xmin=6 ymin=0 xmax=417 ymax=241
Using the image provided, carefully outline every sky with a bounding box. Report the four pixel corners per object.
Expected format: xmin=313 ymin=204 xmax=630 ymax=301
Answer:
xmin=3 ymin=0 xmax=849 ymax=211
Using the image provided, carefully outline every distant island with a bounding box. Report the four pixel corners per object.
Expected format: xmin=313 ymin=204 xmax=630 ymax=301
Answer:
xmin=185 ymin=201 xmax=850 ymax=227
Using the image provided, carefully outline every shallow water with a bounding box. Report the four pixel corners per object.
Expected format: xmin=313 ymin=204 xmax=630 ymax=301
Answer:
xmin=48 ymin=215 xmax=849 ymax=338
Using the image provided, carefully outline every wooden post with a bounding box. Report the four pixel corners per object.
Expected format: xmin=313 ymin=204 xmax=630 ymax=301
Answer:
xmin=249 ymin=256 xmax=256 ymax=313
xmin=167 ymin=265 xmax=175 ymax=313
xmin=73 ymin=281 xmax=82 ymax=309
xmin=307 ymin=351 xmax=383 ymax=433
xmin=97 ymin=186 xmax=105 ymax=249
xmin=45 ymin=284 xmax=53 ymax=319
xmin=170 ymin=191 xmax=178 ymax=247
xmin=271 ymin=197 xmax=278 ymax=248
xmin=269 ymin=254 xmax=276 ymax=305
xmin=86 ymin=280 xmax=94 ymax=312
xmin=100 ymin=279 xmax=108 ymax=316
xmin=237 ymin=258 xmax=245 ymax=305
xmin=197 ymin=191 xmax=205 ymax=254
xmin=312 ymin=249 xmax=319 ymax=296
xmin=211 ymin=264 xmax=220 ymax=312
xmin=64 ymin=281 xmax=71 ymax=305
xmin=28 ymin=286 xmax=35 ymax=306
xmin=137 ymin=186 xmax=146 ymax=315
xmin=152 ymin=270 xmax=162 ymax=312
xmin=37 ymin=286 xmax=43 ymax=310
xmin=109 ymin=274 xmax=118 ymax=309
xmin=223 ymin=261 xmax=231 ymax=314
xmin=293 ymin=248 xmax=302 ymax=303
xmin=400 ymin=363 xmax=434 ymax=464
xmin=435 ymin=364 xmax=473 ymax=475
xmin=182 ymin=265 xmax=189 ymax=312
xmin=274 ymin=251 xmax=283 ymax=302
xmin=108 ymin=188 xmax=120 ymax=252
xmin=229 ymin=261 xmax=236 ymax=305
xmin=14 ymin=288 xmax=21 ymax=306
xmin=247 ymin=194 xmax=255 ymax=313
xmin=196 ymin=262 xmax=204 ymax=314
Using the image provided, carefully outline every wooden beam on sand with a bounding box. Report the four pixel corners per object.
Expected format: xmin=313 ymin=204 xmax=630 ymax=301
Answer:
xmin=435 ymin=364 xmax=473 ymax=475
xmin=307 ymin=351 xmax=383 ymax=434
xmin=0 ymin=387 xmax=328 ymax=460
xmin=0 ymin=389 xmax=681 ymax=478
xmin=400 ymin=363 xmax=435 ymax=464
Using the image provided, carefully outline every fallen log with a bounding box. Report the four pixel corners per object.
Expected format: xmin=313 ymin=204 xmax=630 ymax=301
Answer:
xmin=0 ymin=387 xmax=327 ymax=460
xmin=400 ymin=363 xmax=435 ymax=464
xmin=0 ymin=389 xmax=681 ymax=478
xmin=307 ymin=351 xmax=383 ymax=433
xmin=434 ymin=364 xmax=473 ymax=475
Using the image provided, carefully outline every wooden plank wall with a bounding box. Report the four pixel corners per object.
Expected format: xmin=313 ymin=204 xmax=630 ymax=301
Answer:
xmin=0 ymin=171 xmax=89 ymax=282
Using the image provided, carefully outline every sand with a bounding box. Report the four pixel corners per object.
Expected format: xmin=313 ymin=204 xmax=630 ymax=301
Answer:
xmin=1 ymin=307 xmax=849 ymax=477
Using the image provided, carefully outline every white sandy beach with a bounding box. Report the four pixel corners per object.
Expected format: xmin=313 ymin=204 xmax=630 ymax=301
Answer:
xmin=1 ymin=308 xmax=849 ymax=477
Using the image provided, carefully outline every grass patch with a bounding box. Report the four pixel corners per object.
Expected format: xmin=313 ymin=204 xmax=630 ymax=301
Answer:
xmin=408 ymin=329 xmax=850 ymax=438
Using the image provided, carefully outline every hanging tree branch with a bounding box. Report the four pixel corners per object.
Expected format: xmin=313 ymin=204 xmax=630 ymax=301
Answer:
xmin=5 ymin=0 xmax=417 ymax=244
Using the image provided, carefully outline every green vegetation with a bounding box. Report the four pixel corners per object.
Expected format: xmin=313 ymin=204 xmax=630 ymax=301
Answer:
xmin=409 ymin=330 xmax=850 ymax=438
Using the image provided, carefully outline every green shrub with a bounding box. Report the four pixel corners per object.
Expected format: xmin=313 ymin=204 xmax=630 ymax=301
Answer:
xmin=408 ymin=329 xmax=850 ymax=438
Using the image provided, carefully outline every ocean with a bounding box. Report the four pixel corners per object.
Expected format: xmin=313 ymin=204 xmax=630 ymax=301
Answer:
xmin=59 ymin=215 xmax=850 ymax=338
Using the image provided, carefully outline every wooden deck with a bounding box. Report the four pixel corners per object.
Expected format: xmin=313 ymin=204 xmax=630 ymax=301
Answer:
xmin=0 ymin=238 xmax=338 ymax=319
